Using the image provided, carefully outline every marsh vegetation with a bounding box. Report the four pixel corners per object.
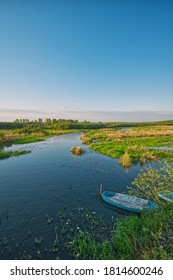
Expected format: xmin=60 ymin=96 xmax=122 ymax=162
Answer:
xmin=0 ymin=119 xmax=172 ymax=161
xmin=0 ymin=149 xmax=31 ymax=160
xmin=71 ymin=146 xmax=84 ymax=156
xmin=0 ymin=119 xmax=173 ymax=260
xmin=70 ymin=162 xmax=173 ymax=260
xmin=81 ymin=125 xmax=173 ymax=167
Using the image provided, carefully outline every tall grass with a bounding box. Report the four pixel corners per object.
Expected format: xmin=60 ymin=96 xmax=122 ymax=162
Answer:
xmin=82 ymin=126 xmax=173 ymax=166
xmin=71 ymin=146 xmax=84 ymax=156
xmin=119 ymin=152 xmax=131 ymax=167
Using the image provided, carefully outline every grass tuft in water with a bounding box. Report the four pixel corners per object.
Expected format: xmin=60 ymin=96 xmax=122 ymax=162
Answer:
xmin=71 ymin=146 xmax=84 ymax=156
xmin=119 ymin=152 xmax=131 ymax=168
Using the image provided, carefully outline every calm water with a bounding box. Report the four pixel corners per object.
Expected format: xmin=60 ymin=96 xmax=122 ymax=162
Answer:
xmin=149 ymin=146 xmax=173 ymax=151
xmin=0 ymin=133 xmax=142 ymax=259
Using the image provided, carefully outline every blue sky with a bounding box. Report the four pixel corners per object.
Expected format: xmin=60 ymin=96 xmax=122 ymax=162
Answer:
xmin=0 ymin=0 xmax=173 ymax=121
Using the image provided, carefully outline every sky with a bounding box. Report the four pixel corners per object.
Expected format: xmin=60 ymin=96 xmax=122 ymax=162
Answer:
xmin=0 ymin=0 xmax=173 ymax=122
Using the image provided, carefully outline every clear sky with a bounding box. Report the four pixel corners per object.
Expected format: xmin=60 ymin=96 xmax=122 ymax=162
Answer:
xmin=0 ymin=0 xmax=173 ymax=121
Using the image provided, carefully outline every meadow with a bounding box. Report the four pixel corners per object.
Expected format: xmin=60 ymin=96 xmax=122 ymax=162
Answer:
xmin=80 ymin=126 xmax=173 ymax=167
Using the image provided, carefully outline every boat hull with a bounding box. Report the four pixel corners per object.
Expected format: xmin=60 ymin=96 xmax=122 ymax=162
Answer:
xmin=101 ymin=191 xmax=158 ymax=214
xmin=158 ymin=191 xmax=173 ymax=203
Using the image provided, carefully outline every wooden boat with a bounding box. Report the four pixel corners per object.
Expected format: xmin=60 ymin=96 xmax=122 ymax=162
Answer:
xmin=101 ymin=191 xmax=159 ymax=213
xmin=158 ymin=190 xmax=173 ymax=203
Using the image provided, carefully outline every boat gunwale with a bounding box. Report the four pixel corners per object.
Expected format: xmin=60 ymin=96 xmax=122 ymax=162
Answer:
xmin=101 ymin=191 xmax=158 ymax=212
xmin=158 ymin=191 xmax=173 ymax=203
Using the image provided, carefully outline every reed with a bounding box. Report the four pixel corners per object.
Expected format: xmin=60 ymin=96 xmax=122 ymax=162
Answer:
xmin=120 ymin=152 xmax=131 ymax=168
xmin=82 ymin=125 xmax=173 ymax=166
xmin=71 ymin=146 xmax=84 ymax=155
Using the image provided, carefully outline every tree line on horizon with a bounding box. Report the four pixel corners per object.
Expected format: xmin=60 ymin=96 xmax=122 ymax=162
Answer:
xmin=0 ymin=118 xmax=173 ymax=130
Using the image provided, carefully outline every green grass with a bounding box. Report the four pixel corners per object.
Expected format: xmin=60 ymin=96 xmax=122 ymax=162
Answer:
xmin=69 ymin=162 xmax=173 ymax=260
xmin=10 ymin=129 xmax=78 ymax=145
xmin=0 ymin=129 xmax=78 ymax=160
xmin=13 ymin=136 xmax=46 ymax=144
xmin=70 ymin=205 xmax=173 ymax=260
xmin=81 ymin=127 xmax=173 ymax=166
xmin=0 ymin=150 xmax=31 ymax=160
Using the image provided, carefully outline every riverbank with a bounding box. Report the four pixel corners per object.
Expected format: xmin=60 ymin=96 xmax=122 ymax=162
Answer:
xmin=1 ymin=120 xmax=173 ymax=161
xmin=0 ymin=149 xmax=31 ymax=160
xmin=0 ymin=129 xmax=78 ymax=160
xmin=69 ymin=161 xmax=173 ymax=260
xmin=81 ymin=126 xmax=173 ymax=167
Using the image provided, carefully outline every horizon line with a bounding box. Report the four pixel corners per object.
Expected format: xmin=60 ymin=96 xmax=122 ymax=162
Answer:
xmin=1 ymin=108 xmax=173 ymax=123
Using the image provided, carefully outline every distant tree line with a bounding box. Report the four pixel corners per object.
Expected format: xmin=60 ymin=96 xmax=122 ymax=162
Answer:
xmin=0 ymin=118 xmax=172 ymax=130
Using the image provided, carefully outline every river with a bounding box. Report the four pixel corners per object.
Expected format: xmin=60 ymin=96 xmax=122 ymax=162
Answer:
xmin=0 ymin=133 xmax=142 ymax=259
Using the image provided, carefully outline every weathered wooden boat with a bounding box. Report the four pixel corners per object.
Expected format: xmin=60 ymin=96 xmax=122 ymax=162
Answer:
xmin=158 ymin=190 xmax=173 ymax=203
xmin=101 ymin=191 xmax=159 ymax=213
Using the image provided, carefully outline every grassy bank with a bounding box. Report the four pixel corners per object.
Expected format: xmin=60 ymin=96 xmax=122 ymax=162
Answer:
xmin=1 ymin=119 xmax=173 ymax=162
xmin=81 ymin=126 xmax=173 ymax=167
xmin=70 ymin=206 xmax=173 ymax=260
xmin=0 ymin=129 xmax=77 ymax=160
xmin=0 ymin=150 xmax=31 ymax=160
xmin=69 ymin=162 xmax=173 ymax=260
xmin=0 ymin=129 xmax=78 ymax=145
